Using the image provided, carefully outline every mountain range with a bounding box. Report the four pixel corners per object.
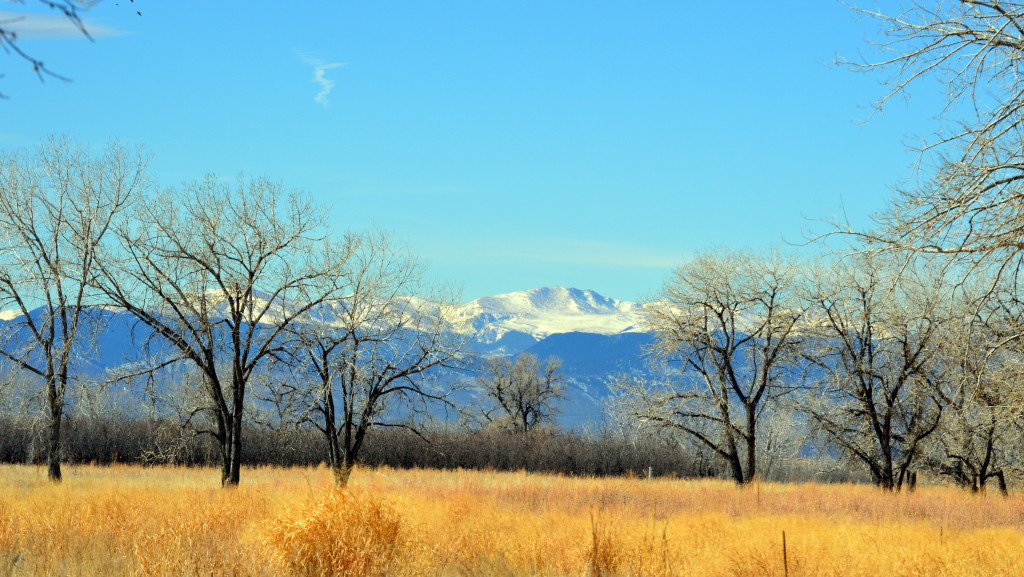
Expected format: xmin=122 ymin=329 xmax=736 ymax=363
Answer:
xmin=0 ymin=287 xmax=657 ymax=427
xmin=452 ymin=287 xmax=656 ymax=424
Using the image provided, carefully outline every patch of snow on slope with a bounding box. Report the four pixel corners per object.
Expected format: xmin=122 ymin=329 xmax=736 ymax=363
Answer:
xmin=0 ymin=310 xmax=22 ymax=321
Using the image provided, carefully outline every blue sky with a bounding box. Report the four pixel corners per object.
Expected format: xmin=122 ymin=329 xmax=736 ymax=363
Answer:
xmin=0 ymin=2 xmax=943 ymax=302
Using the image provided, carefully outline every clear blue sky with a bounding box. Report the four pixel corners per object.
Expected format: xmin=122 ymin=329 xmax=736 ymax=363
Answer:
xmin=0 ymin=1 xmax=944 ymax=303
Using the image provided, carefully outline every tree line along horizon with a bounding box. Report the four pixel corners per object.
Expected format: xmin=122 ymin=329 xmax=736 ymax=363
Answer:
xmin=5 ymin=2 xmax=1024 ymax=493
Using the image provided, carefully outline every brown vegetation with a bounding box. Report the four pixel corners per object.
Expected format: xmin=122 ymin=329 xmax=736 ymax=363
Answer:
xmin=0 ymin=464 xmax=1022 ymax=576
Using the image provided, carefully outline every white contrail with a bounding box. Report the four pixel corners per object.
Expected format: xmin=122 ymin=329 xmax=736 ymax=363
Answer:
xmin=304 ymin=58 xmax=346 ymax=108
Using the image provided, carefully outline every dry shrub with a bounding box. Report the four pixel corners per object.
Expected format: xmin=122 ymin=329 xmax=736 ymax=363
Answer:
xmin=262 ymin=488 xmax=404 ymax=577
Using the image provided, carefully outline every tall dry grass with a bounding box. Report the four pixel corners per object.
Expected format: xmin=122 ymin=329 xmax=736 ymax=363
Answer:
xmin=262 ymin=488 xmax=406 ymax=577
xmin=0 ymin=464 xmax=1021 ymax=576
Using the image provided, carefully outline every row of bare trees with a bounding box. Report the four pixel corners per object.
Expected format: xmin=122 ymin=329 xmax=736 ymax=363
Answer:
xmin=0 ymin=136 xmax=471 ymax=487
xmin=810 ymin=1 xmax=1024 ymax=491
xmin=613 ymin=248 xmax=1024 ymax=492
xmin=612 ymin=2 xmax=1024 ymax=492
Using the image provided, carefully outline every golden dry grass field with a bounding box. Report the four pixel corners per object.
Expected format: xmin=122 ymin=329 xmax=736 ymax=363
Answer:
xmin=0 ymin=464 xmax=1022 ymax=576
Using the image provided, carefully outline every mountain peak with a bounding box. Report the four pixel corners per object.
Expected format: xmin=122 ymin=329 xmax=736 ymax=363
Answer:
xmin=472 ymin=287 xmax=624 ymax=316
xmin=525 ymin=287 xmax=622 ymax=314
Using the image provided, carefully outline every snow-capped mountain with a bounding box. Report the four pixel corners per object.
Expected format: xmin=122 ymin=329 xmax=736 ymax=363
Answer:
xmin=454 ymin=287 xmax=647 ymax=355
xmin=445 ymin=288 xmax=656 ymax=423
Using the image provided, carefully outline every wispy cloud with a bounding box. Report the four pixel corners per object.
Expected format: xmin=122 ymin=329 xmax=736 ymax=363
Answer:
xmin=0 ymin=10 xmax=127 ymax=39
xmin=302 ymin=57 xmax=346 ymax=108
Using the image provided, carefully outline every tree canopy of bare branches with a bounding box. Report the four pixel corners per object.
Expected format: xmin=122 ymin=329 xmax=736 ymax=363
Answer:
xmin=840 ymin=2 xmax=1024 ymax=282
xmin=927 ymin=277 xmax=1024 ymax=492
xmin=0 ymin=136 xmax=146 ymax=481
xmin=852 ymin=1 xmax=1024 ymax=142
xmin=95 ymin=175 xmax=352 ymax=486
xmin=799 ymin=256 xmax=950 ymax=491
xmin=830 ymin=0 xmax=1024 ymax=492
xmin=285 ymin=230 xmax=467 ymax=487
xmin=616 ymin=249 xmax=804 ymax=484
xmin=476 ymin=352 xmax=565 ymax=434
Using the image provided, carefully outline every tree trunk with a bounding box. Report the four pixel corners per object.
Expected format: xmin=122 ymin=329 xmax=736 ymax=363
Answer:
xmin=220 ymin=453 xmax=233 ymax=487
xmin=222 ymin=418 xmax=242 ymax=487
xmin=995 ymin=470 xmax=1009 ymax=496
xmin=333 ymin=425 xmax=367 ymax=488
xmin=879 ymin=437 xmax=896 ymax=491
xmin=326 ymin=425 xmax=341 ymax=476
xmin=219 ymin=376 xmax=246 ymax=487
xmin=745 ymin=406 xmax=757 ymax=483
xmin=217 ymin=409 xmax=243 ymax=487
xmin=221 ymin=446 xmax=241 ymax=486
xmin=325 ymin=422 xmax=348 ymax=487
xmin=333 ymin=461 xmax=354 ymax=488
xmin=225 ymin=451 xmax=241 ymax=486
xmin=332 ymin=426 xmax=356 ymax=488
xmin=726 ymin=443 xmax=746 ymax=484
xmin=46 ymin=399 xmax=62 ymax=483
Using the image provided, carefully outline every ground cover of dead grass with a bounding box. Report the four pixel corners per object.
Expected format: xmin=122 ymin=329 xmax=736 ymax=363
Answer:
xmin=0 ymin=463 xmax=1021 ymax=576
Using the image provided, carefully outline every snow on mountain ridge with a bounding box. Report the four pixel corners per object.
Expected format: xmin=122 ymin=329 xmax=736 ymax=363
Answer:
xmin=0 ymin=287 xmax=649 ymax=345
xmin=470 ymin=287 xmax=634 ymax=315
xmin=455 ymin=287 xmax=646 ymax=343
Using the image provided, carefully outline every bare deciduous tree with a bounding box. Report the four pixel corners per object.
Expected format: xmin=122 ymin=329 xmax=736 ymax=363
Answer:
xmin=96 ymin=175 xmax=351 ymax=486
xmin=616 ymin=249 xmax=804 ymax=484
xmin=0 ymin=136 xmax=145 ymax=481
xmin=799 ymin=256 xmax=948 ymax=491
xmin=477 ymin=352 xmax=565 ymax=434
xmin=288 ymin=230 xmax=467 ymax=487
xmin=927 ymin=278 xmax=1024 ymax=493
